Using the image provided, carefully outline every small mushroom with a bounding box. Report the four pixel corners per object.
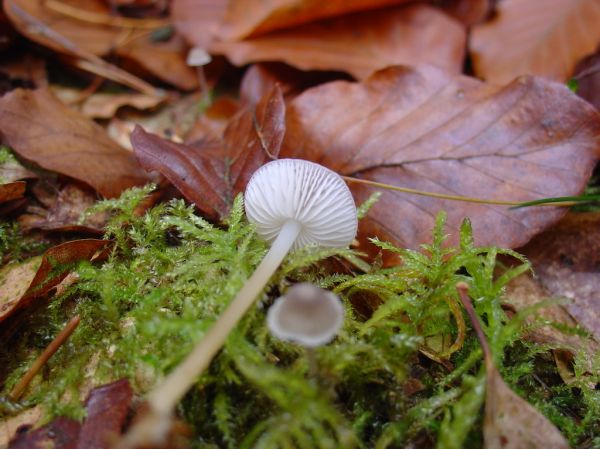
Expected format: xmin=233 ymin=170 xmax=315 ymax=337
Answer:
xmin=117 ymin=159 xmax=357 ymax=448
xmin=267 ymin=283 xmax=344 ymax=348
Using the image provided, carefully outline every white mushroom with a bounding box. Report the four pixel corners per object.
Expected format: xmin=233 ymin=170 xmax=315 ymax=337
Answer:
xmin=117 ymin=159 xmax=357 ymax=448
xmin=267 ymin=283 xmax=344 ymax=348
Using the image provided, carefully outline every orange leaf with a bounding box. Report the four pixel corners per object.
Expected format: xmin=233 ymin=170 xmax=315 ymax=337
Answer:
xmin=0 ymin=88 xmax=149 ymax=198
xmin=0 ymin=181 xmax=25 ymax=203
xmin=211 ymin=4 xmax=466 ymax=79
xmin=470 ymin=0 xmax=600 ymax=83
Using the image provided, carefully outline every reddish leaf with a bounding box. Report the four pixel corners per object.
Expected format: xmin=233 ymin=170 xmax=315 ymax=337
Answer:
xmin=0 ymin=239 xmax=111 ymax=323
xmin=216 ymin=0 xmax=413 ymax=40
xmin=438 ymin=0 xmax=491 ymax=26
xmin=131 ymin=85 xmax=285 ymax=218
xmin=211 ymin=4 xmax=466 ymax=79
xmin=0 ymin=181 xmax=25 ymax=203
xmin=7 ymin=417 xmax=81 ymax=449
xmin=0 ymin=88 xmax=149 ymax=198
xmin=518 ymin=212 xmax=600 ymax=340
xmin=172 ymin=0 xmax=229 ymax=48
xmin=281 ymin=66 xmax=600 ymax=254
xmin=77 ymin=379 xmax=133 ymax=449
xmin=470 ymin=0 xmax=600 ymax=83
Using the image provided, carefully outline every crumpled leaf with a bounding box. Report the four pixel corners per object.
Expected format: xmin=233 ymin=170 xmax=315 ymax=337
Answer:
xmin=77 ymin=379 xmax=133 ymax=449
xmin=131 ymin=85 xmax=285 ymax=218
xmin=0 ymin=88 xmax=149 ymax=198
xmin=210 ymin=4 xmax=466 ymax=79
xmin=471 ymin=0 xmax=600 ymax=83
xmin=281 ymin=65 xmax=600 ymax=253
xmin=518 ymin=212 xmax=600 ymax=340
xmin=0 ymin=239 xmax=111 ymax=323
xmin=4 ymin=0 xmax=196 ymax=90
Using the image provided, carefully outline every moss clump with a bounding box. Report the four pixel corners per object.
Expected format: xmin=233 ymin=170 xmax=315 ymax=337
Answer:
xmin=1 ymin=187 xmax=598 ymax=448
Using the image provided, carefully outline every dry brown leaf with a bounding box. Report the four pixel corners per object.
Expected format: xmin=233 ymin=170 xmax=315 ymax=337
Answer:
xmin=18 ymin=183 xmax=107 ymax=234
xmin=518 ymin=212 xmax=600 ymax=340
xmin=7 ymin=416 xmax=81 ymax=449
xmin=131 ymin=85 xmax=285 ymax=218
xmin=470 ymin=0 xmax=600 ymax=83
xmin=211 ymin=4 xmax=466 ymax=79
xmin=457 ymin=284 xmax=570 ymax=449
xmin=574 ymin=49 xmax=600 ymax=111
xmin=0 ymin=181 xmax=26 ymax=203
xmin=0 ymin=88 xmax=149 ymax=198
xmin=484 ymin=365 xmax=569 ymax=449
xmin=172 ymin=0 xmax=228 ymax=48
xmin=217 ymin=0 xmax=412 ymax=40
xmin=0 ymin=239 xmax=111 ymax=323
xmin=0 ymin=406 xmax=42 ymax=448
xmin=281 ymin=66 xmax=600 ymax=255
xmin=438 ymin=0 xmax=491 ymax=26
xmin=4 ymin=0 xmax=195 ymax=90
xmin=80 ymin=92 xmax=165 ymax=119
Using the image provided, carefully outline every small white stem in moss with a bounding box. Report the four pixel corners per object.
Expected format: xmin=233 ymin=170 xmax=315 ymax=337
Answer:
xmin=148 ymin=219 xmax=302 ymax=415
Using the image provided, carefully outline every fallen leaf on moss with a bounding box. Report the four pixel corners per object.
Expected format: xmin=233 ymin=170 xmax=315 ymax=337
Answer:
xmin=211 ymin=4 xmax=466 ymax=79
xmin=518 ymin=212 xmax=600 ymax=340
xmin=471 ymin=0 xmax=600 ymax=83
xmin=131 ymin=85 xmax=285 ymax=218
xmin=77 ymin=379 xmax=133 ymax=449
xmin=0 ymin=88 xmax=149 ymax=198
xmin=7 ymin=416 xmax=81 ymax=449
xmin=457 ymin=284 xmax=570 ymax=449
xmin=281 ymin=66 xmax=600 ymax=254
xmin=0 ymin=239 xmax=111 ymax=323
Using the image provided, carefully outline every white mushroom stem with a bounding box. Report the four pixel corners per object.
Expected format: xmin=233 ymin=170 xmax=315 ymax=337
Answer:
xmin=148 ymin=219 xmax=302 ymax=415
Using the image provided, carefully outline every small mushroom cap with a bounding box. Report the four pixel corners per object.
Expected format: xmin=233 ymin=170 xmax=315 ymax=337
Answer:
xmin=267 ymin=283 xmax=344 ymax=347
xmin=245 ymin=159 xmax=358 ymax=250
xmin=186 ymin=47 xmax=212 ymax=67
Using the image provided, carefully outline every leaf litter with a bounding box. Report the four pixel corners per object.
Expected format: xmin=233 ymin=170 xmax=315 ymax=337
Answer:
xmin=1 ymin=0 xmax=600 ymax=448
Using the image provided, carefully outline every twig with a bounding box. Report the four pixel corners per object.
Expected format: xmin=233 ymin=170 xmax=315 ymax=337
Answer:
xmin=9 ymin=315 xmax=81 ymax=401
xmin=45 ymin=0 xmax=169 ymax=30
xmin=342 ymin=176 xmax=578 ymax=208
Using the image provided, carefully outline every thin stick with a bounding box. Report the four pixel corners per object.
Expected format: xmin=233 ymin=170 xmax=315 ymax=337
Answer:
xmin=45 ymin=0 xmax=169 ymax=29
xmin=9 ymin=315 xmax=81 ymax=401
xmin=455 ymin=283 xmax=493 ymax=372
xmin=342 ymin=176 xmax=578 ymax=208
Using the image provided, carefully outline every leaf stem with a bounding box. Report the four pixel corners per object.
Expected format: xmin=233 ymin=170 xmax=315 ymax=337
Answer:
xmin=342 ymin=176 xmax=578 ymax=208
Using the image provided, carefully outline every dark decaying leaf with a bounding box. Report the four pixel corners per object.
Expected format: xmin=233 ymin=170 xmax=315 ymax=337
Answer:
xmin=0 ymin=88 xmax=149 ymax=198
xmin=77 ymin=379 xmax=133 ymax=449
xmin=281 ymin=66 xmax=600 ymax=254
xmin=210 ymin=4 xmax=466 ymax=79
xmin=6 ymin=380 xmax=133 ymax=449
xmin=518 ymin=212 xmax=600 ymax=340
xmin=7 ymin=417 xmax=81 ymax=449
xmin=0 ymin=239 xmax=111 ymax=323
xmin=131 ymin=85 xmax=285 ymax=218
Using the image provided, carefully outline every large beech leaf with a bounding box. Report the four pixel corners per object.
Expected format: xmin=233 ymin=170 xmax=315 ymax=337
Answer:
xmin=215 ymin=0 xmax=412 ymax=40
xmin=0 ymin=88 xmax=149 ymax=198
xmin=281 ymin=66 xmax=600 ymax=253
xmin=131 ymin=86 xmax=285 ymax=219
xmin=470 ymin=0 xmax=600 ymax=84
xmin=211 ymin=4 xmax=466 ymax=79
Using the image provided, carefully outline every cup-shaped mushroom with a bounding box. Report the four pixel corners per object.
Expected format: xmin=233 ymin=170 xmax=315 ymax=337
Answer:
xmin=268 ymin=283 xmax=344 ymax=347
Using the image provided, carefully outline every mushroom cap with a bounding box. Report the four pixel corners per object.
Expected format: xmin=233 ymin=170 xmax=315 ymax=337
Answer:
xmin=244 ymin=159 xmax=358 ymax=250
xmin=267 ymin=283 xmax=344 ymax=347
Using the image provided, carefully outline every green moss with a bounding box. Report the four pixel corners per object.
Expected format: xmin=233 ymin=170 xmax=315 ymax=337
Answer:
xmin=0 ymin=187 xmax=597 ymax=448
